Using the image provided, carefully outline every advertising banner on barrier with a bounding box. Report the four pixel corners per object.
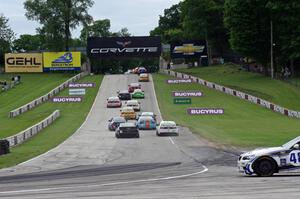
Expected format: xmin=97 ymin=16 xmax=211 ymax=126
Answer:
xmin=5 ymin=53 xmax=43 ymax=73
xmin=187 ymin=108 xmax=224 ymax=115
xmin=171 ymin=40 xmax=207 ymax=59
xmin=52 ymin=97 xmax=83 ymax=103
xmin=172 ymin=91 xmax=203 ymax=97
xmin=68 ymin=83 xmax=95 ymax=88
xmin=69 ymin=88 xmax=86 ymax=95
xmin=87 ymin=36 xmax=161 ymax=58
xmin=43 ymin=52 xmax=81 ymax=71
xmin=166 ymin=79 xmax=193 ymax=84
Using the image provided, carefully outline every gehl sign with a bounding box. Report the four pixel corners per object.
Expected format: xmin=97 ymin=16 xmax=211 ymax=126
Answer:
xmin=87 ymin=36 xmax=161 ymax=58
xmin=5 ymin=53 xmax=43 ymax=72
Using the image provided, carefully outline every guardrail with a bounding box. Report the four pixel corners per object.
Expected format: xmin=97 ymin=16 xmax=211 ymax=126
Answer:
xmin=9 ymin=72 xmax=88 ymax=118
xmin=5 ymin=110 xmax=60 ymax=148
xmin=161 ymin=69 xmax=300 ymax=119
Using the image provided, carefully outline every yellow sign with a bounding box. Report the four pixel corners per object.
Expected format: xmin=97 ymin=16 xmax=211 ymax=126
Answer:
xmin=5 ymin=53 xmax=43 ymax=73
xmin=174 ymin=44 xmax=205 ymax=55
xmin=43 ymin=52 xmax=81 ymax=71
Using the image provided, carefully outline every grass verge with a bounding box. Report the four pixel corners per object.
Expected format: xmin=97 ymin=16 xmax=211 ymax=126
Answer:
xmin=153 ymin=73 xmax=300 ymax=148
xmin=0 ymin=73 xmax=74 ymax=138
xmin=0 ymin=74 xmax=102 ymax=168
xmin=175 ymin=64 xmax=300 ymax=111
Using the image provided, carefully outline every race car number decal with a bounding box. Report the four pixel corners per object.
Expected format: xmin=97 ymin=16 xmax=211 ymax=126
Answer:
xmin=289 ymin=150 xmax=300 ymax=166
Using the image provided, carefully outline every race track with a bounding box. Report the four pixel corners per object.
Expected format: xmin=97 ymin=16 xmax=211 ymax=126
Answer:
xmin=0 ymin=74 xmax=300 ymax=199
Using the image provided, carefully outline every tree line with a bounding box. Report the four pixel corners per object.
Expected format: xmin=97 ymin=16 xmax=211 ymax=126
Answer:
xmin=0 ymin=0 xmax=130 ymax=67
xmin=1 ymin=0 xmax=299 ymax=76
xmin=150 ymin=0 xmax=300 ymax=77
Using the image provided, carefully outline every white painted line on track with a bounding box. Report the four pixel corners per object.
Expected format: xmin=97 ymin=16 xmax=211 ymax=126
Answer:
xmin=149 ymin=74 xmax=163 ymax=122
xmin=169 ymin=137 xmax=175 ymax=145
xmin=0 ymin=165 xmax=208 ymax=195
xmin=18 ymin=75 xmax=104 ymax=166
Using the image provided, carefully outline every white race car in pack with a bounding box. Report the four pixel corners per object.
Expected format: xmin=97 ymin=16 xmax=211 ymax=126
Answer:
xmin=238 ymin=136 xmax=300 ymax=176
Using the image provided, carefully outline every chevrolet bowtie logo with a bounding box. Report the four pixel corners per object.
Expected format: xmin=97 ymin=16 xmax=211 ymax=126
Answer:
xmin=173 ymin=44 xmax=205 ymax=55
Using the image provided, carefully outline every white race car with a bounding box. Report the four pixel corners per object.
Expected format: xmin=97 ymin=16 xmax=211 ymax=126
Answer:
xmin=156 ymin=121 xmax=179 ymax=136
xmin=238 ymin=136 xmax=300 ymax=176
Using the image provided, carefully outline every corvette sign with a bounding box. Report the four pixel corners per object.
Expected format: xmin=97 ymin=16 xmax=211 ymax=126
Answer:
xmin=87 ymin=36 xmax=161 ymax=58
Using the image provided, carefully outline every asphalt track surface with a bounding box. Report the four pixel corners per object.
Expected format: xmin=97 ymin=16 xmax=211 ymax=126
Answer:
xmin=0 ymin=74 xmax=300 ymax=198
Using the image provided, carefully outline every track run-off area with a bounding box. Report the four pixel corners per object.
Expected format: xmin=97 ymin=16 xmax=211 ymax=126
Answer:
xmin=0 ymin=74 xmax=300 ymax=199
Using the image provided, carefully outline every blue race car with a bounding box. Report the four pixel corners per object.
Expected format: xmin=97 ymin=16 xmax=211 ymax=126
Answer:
xmin=136 ymin=116 xmax=156 ymax=130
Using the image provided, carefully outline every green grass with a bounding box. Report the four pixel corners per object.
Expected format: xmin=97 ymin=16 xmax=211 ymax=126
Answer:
xmin=287 ymin=78 xmax=300 ymax=88
xmin=0 ymin=73 xmax=74 ymax=138
xmin=0 ymin=74 xmax=102 ymax=168
xmin=175 ymin=64 xmax=300 ymax=111
xmin=153 ymin=73 xmax=300 ymax=148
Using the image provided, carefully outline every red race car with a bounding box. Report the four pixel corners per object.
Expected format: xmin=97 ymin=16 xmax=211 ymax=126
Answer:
xmin=128 ymin=83 xmax=141 ymax=93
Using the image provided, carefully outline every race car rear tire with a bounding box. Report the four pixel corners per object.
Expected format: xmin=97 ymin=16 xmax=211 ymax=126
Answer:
xmin=253 ymin=157 xmax=277 ymax=177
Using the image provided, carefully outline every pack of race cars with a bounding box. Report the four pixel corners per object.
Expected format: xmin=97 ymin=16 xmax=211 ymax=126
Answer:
xmin=106 ymin=70 xmax=179 ymax=139
xmin=107 ymin=68 xmax=300 ymax=177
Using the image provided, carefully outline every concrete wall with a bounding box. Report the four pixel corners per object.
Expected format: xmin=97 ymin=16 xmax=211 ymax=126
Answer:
xmin=5 ymin=110 xmax=60 ymax=148
xmin=161 ymin=70 xmax=300 ymax=119
xmin=9 ymin=72 xmax=88 ymax=118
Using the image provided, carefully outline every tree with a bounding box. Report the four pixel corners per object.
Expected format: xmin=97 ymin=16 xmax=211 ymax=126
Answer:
xmin=266 ymin=0 xmax=300 ymax=75
xmin=0 ymin=14 xmax=14 ymax=66
xmin=224 ymin=0 xmax=300 ymax=76
xmin=80 ymin=19 xmax=111 ymax=41
xmin=150 ymin=3 xmax=183 ymax=43
xmin=24 ymin=0 xmax=94 ymax=51
xmin=13 ymin=34 xmax=44 ymax=52
xmin=114 ymin=27 xmax=131 ymax=37
xmin=224 ymin=0 xmax=271 ymax=71
xmin=181 ymin=0 xmax=229 ymax=57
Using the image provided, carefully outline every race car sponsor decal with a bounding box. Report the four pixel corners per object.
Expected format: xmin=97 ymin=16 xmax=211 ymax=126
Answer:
xmin=166 ymin=79 xmax=193 ymax=84
xmin=68 ymin=83 xmax=95 ymax=88
xmin=288 ymin=150 xmax=300 ymax=166
xmin=280 ymin=158 xmax=287 ymax=166
xmin=52 ymin=97 xmax=83 ymax=103
xmin=172 ymin=91 xmax=203 ymax=97
xmin=187 ymin=108 xmax=224 ymax=115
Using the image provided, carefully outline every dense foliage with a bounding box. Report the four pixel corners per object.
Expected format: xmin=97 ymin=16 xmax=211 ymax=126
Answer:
xmin=151 ymin=0 xmax=300 ymax=75
xmin=0 ymin=14 xmax=14 ymax=66
xmin=24 ymin=0 xmax=94 ymax=51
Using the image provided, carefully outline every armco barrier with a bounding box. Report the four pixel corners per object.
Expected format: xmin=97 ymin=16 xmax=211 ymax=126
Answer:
xmin=5 ymin=110 xmax=60 ymax=148
xmin=161 ymin=70 xmax=300 ymax=119
xmin=9 ymin=72 xmax=88 ymax=118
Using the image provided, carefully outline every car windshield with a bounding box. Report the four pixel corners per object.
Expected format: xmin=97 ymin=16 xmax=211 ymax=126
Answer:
xmin=120 ymin=91 xmax=129 ymax=94
xmin=127 ymin=101 xmax=137 ymax=105
xmin=139 ymin=116 xmax=153 ymax=121
xmin=142 ymin=112 xmax=153 ymax=116
xmin=120 ymin=127 xmax=137 ymax=131
xmin=134 ymin=89 xmax=142 ymax=93
xmin=282 ymin=136 xmax=300 ymax=148
xmin=109 ymin=100 xmax=119 ymax=103
xmin=122 ymin=108 xmax=134 ymax=112
xmin=113 ymin=117 xmax=126 ymax=122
